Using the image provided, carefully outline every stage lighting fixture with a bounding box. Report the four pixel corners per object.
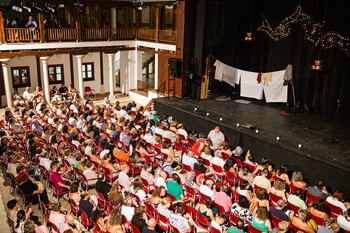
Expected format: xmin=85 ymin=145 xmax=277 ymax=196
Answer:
xmin=255 ymin=129 xmax=259 ymax=134
xmin=311 ymin=60 xmax=326 ymax=71
xmin=194 ymin=108 xmax=197 ymax=112
xmin=206 ymin=113 xmax=209 ymax=117
xmin=276 ymin=137 xmax=280 ymax=142
xmin=219 ymin=118 xmax=223 ymax=122
xmin=236 ymin=123 xmax=240 ymax=127
xmin=298 ymin=144 xmax=302 ymax=149
xmin=245 ymin=32 xmax=255 ymax=41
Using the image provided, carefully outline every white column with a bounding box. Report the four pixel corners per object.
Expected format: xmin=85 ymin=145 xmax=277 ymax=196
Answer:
xmin=40 ymin=57 xmax=50 ymax=103
xmin=107 ymin=53 xmax=115 ymax=100
xmin=0 ymin=59 xmax=13 ymax=108
xmin=75 ymin=55 xmax=85 ymax=100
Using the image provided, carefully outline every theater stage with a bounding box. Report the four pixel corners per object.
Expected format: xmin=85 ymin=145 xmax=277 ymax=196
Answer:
xmin=153 ymin=97 xmax=350 ymax=196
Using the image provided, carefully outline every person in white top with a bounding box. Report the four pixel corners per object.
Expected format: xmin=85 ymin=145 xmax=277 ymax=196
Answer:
xmin=121 ymin=196 xmax=135 ymax=221
xmin=117 ymin=165 xmax=133 ymax=191
xmin=337 ymin=209 xmax=350 ymax=231
xmin=130 ymin=179 xmax=147 ymax=202
xmin=39 ymin=152 xmax=52 ymax=171
xmin=83 ymin=161 xmax=97 ymax=187
xmin=207 ymin=126 xmax=225 ymax=150
xmin=23 ymin=87 xmax=34 ymax=101
xmin=199 ymin=179 xmax=216 ymax=201
xmin=49 ymin=203 xmax=65 ymax=231
xmin=144 ymin=128 xmax=156 ymax=145
xmin=211 ymin=214 xmax=228 ymax=233
xmin=326 ymin=191 xmax=350 ymax=212
xmin=155 ymin=170 xmax=168 ymax=190
xmin=177 ymin=124 xmax=188 ymax=139
xmin=85 ymin=140 xmax=93 ymax=156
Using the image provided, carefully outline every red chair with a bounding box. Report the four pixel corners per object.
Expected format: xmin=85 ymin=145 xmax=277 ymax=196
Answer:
xmin=232 ymin=157 xmax=243 ymax=168
xmin=103 ymin=167 xmax=119 ymax=183
xmin=269 ymin=192 xmax=283 ymax=207
xmin=73 ymin=167 xmax=84 ymax=182
xmin=157 ymin=212 xmax=170 ymax=231
xmin=210 ymin=225 xmax=222 ymax=233
xmin=167 ymin=193 xmax=177 ymax=203
xmin=188 ymin=138 xmax=195 ymax=146
xmin=325 ymin=201 xmax=343 ymax=218
xmin=306 ymin=192 xmax=321 ymax=205
xmin=127 ymin=162 xmax=142 ymax=176
xmin=253 ymin=184 xmax=268 ymax=194
xmin=222 ymin=152 xmax=230 ymax=160
xmin=145 ymin=202 xmax=156 ymax=218
xmin=248 ymin=223 xmax=264 ymax=233
xmin=270 ymin=214 xmax=283 ymax=228
xmin=287 ymin=202 xmax=300 ymax=214
xmin=81 ymin=173 xmax=97 ymax=191
xmin=289 ymin=184 xmax=298 ymax=195
xmin=182 ymin=163 xmax=192 ymax=173
xmin=84 ymin=86 xmax=96 ymax=99
xmin=224 ymin=170 xmax=239 ymax=186
xmin=203 ymin=158 xmax=211 ymax=166
xmin=214 ymin=202 xmax=226 ymax=215
xmin=130 ymin=224 xmax=141 ymax=233
xmin=291 ymin=223 xmax=307 ymax=233
xmin=194 ymin=211 xmax=210 ymax=231
xmin=229 ymin=213 xmax=242 ymax=226
xmin=185 ymin=185 xmax=197 ymax=200
xmin=169 ymin=223 xmax=181 ymax=233
xmin=18 ymin=188 xmax=40 ymax=208
xmin=49 ymin=181 xmax=69 ymax=202
xmin=308 ymin=211 xmax=325 ymax=227
xmin=68 ymin=195 xmax=81 ymax=218
xmin=95 ymin=189 xmax=108 ymax=208
xmin=212 ymin=163 xmax=225 ymax=180
xmin=244 ymin=163 xmax=256 ymax=173
xmin=80 ymin=208 xmax=93 ymax=229
xmin=140 ymin=177 xmax=155 ymax=193
xmin=199 ymin=192 xmax=209 ymax=204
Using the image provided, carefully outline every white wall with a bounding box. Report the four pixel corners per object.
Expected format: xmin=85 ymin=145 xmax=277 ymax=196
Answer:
xmin=44 ymin=53 xmax=71 ymax=91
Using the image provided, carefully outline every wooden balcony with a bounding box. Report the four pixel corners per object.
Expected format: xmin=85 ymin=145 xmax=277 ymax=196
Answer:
xmin=47 ymin=28 xmax=77 ymax=42
xmin=159 ymin=30 xmax=176 ymax=44
xmin=138 ymin=28 xmax=156 ymax=41
xmin=5 ymin=28 xmax=41 ymax=42
xmin=83 ymin=28 xmax=109 ymax=41
xmin=113 ymin=28 xmax=136 ymax=40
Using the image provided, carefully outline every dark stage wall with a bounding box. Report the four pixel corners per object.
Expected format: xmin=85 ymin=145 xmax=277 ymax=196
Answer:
xmin=154 ymin=99 xmax=350 ymax=196
xmin=197 ymin=0 xmax=350 ymax=117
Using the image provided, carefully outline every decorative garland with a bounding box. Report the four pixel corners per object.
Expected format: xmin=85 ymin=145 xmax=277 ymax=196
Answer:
xmin=258 ymin=4 xmax=350 ymax=57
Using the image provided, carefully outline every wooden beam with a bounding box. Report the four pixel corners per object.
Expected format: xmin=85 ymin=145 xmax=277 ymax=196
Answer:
xmin=38 ymin=13 xmax=45 ymax=43
xmin=69 ymin=53 xmax=74 ymax=87
xmin=36 ymin=56 xmax=42 ymax=88
xmin=137 ymin=46 xmax=176 ymax=57
xmin=155 ymin=7 xmax=160 ymax=43
xmin=76 ymin=15 xmax=82 ymax=42
xmin=107 ymin=8 xmax=112 ymax=41
xmin=0 ymin=11 xmax=6 ymax=44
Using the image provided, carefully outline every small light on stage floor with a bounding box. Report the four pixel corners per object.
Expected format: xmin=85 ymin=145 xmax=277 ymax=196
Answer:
xmin=255 ymin=129 xmax=259 ymax=134
xmin=219 ymin=118 xmax=223 ymax=122
xmin=194 ymin=108 xmax=197 ymax=112
xmin=276 ymin=137 xmax=280 ymax=142
xmin=298 ymin=144 xmax=302 ymax=149
xmin=206 ymin=113 xmax=209 ymax=117
xmin=236 ymin=123 xmax=240 ymax=127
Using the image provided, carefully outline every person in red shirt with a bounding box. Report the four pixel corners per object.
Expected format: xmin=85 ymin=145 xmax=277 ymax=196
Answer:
xmin=191 ymin=136 xmax=211 ymax=156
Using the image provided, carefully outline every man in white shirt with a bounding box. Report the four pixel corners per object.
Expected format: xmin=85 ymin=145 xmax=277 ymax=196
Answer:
xmin=119 ymin=107 xmax=127 ymax=118
xmin=252 ymin=168 xmax=272 ymax=193
xmin=207 ymin=126 xmax=225 ymax=150
xmin=47 ymin=113 xmax=55 ymax=125
xmin=85 ymin=140 xmax=93 ymax=156
xmin=39 ymin=152 xmax=52 ymax=171
xmin=76 ymin=115 xmax=85 ymax=129
xmin=49 ymin=203 xmax=65 ymax=230
xmin=177 ymin=124 xmax=188 ymax=139
xmin=211 ymin=215 xmax=228 ymax=233
xmin=199 ymin=179 xmax=216 ymax=200
xmin=154 ymin=122 xmax=164 ymax=136
xmin=182 ymin=150 xmax=197 ymax=169
xmin=337 ymin=209 xmax=350 ymax=231
xmin=69 ymin=101 xmax=78 ymax=114
xmin=57 ymin=120 xmax=66 ymax=132
xmin=155 ymin=170 xmax=168 ymax=190
xmin=82 ymin=161 xmax=97 ymax=188
xmin=117 ymin=165 xmax=133 ymax=191
xmin=144 ymin=128 xmax=156 ymax=145
xmin=210 ymin=152 xmax=226 ymax=176
xmin=23 ymin=87 xmax=34 ymax=101
xmin=168 ymin=204 xmax=197 ymax=233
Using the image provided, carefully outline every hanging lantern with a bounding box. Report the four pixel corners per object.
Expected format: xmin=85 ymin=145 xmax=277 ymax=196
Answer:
xmin=245 ymin=32 xmax=255 ymax=41
xmin=311 ymin=60 xmax=326 ymax=71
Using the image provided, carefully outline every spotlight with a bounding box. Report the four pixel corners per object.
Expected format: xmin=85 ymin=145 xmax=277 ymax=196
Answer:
xmin=276 ymin=137 xmax=280 ymax=142
xmin=298 ymin=144 xmax=302 ymax=149
xmin=255 ymin=129 xmax=259 ymax=134
xmin=236 ymin=123 xmax=240 ymax=127
xmin=219 ymin=118 xmax=223 ymax=122
xmin=206 ymin=113 xmax=209 ymax=117
xmin=194 ymin=108 xmax=197 ymax=112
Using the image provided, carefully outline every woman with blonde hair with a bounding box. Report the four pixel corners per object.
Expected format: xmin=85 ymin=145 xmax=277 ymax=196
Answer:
xmin=269 ymin=179 xmax=287 ymax=202
xmin=105 ymin=208 xmax=126 ymax=233
xmin=157 ymin=197 xmax=173 ymax=218
xmin=121 ymin=196 xmax=136 ymax=221
xmin=251 ymin=207 xmax=272 ymax=232
xmin=106 ymin=123 xmax=115 ymax=137
xmin=201 ymin=146 xmax=213 ymax=160
xmin=108 ymin=183 xmax=124 ymax=206
xmin=250 ymin=188 xmax=269 ymax=215
xmin=150 ymin=186 xmax=166 ymax=207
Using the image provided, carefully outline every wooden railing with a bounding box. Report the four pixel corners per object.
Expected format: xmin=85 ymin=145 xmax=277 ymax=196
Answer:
xmin=114 ymin=28 xmax=136 ymax=40
xmin=83 ymin=28 xmax=109 ymax=40
xmin=5 ymin=28 xmax=40 ymax=42
xmin=159 ymin=30 xmax=176 ymax=43
xmin=47 ymin=28 xmax=77 ymax=41
xmin=138 ymin=28 xmax=156 ymax=41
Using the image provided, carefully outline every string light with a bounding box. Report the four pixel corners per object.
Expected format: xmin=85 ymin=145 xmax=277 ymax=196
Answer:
xmin=258 ymin=4 xmax=350 ymax=57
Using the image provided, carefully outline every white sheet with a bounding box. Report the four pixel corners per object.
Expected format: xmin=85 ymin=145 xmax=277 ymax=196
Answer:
xmin=214 ymin=60 xmax=241 ymax=87
xmin=240 ymin=70 xmax=263 ymax=100
xmin=263 ymin=70 xmax=288 ymax=103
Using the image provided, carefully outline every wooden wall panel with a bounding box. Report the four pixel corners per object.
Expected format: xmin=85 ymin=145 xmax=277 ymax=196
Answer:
xmin=158 ymin=54 xmax=183 ymax=97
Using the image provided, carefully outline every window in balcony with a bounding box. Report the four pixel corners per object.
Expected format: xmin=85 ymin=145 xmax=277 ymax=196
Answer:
xmin=48 ymin=64 xmax=64 ymax=84
xmin=11 ymin=67 xmax=31 ymax=88
xmin=82 ymin=63 xmax=94 ymax=81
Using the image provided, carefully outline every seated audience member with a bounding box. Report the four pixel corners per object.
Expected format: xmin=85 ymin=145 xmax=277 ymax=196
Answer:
xmin=307 ymin=181 xmax=329 ymax=200
xmin=162 ymin=158 xmax=174 ymax=177
xmin=317 ymin=222 xmax=340 ymax=233
xmin=150 ymin=186 xmax=166 ymax=207
xmin=194 ymin=157 xmax=208 ymax=174
xmin=74 ymin=154 xmax=85 ymax=176
xmin=173 ymin=164 xmax=186 ymax=184
xmin=169 ymin=204 xmax=197 ymax=233
xmin=326 ymin=191 xmax=350 ymax=212
xmin=207 ymin=126 xmax=225 ymax=150
xmin=113 ymin=142 xmax=129 ymax=165
xmin=144 ymin=128 xmax=156 ymax=145
xmin=90 ymin=147 xmax=102 ymax=165
xmin=244 ymin=154 xmax=255 ymax=167
xmin=292 ymin=209 xmax=316 ymax=233
xmin=163 ymin=125 xmax=178 ymax=143
xmin=105 ymin=208 xmax=125 ymax=233
xmin=252 ymin=207 xmax=272 ymax=233
xmin=227 ymin=219 xmax=244 ymax=233
xmin=337 ymin=209 xmax=350 ymax=231
xmin=200 ymin=179 xmax=216 ymax=201
xmin=130 ymin=178 xmax=147 ymax=203
xmin=7 ymin=199 xmax=38 ymax=227
xmin=201 ymin=146 xmax=213 ymax=160
xmin=250 ymin=188 xmax=270 ymax=215
xmin=198 ymin=197 xmax=219 ymax=225
xmin=69 ymin=182 xmax=81 ymax=204
xmin=237 ymin=180 xmax=253 ymax=202
xmin=291 ymin=171 xmax=307 ymax=190
xmin=270 ymin=221 xmax=290 ymax=233
xmin=82 ymin=161 xmax=97 ymax=189
xmin=210 ymin=152 xmax=226 ymax=173
xmin=211 ymin=214 xmax=228 ymax=233
xmin=307 ymin=199 xmax=335 ymax=223
xmin=38 ymin=151 xmax=52 ymax=172
xmin=160 ymin=141 xmax=175 ymax=159
xmin=155 ymin=170 xmax=168 ymax=189
xmin=238 ymin=166 xmax=254 ymax=185
xmin=79 ymin=191 xmax=96 ymax=218
xmin=59 ymin=214 xmax=83 ymax=233
xmin=232 ymin=146 xmax=244 ymax=158
xmin=231 ymin=196 xmax=253 ymax=225
xmin=135 ymin=139 xmax=156 ymax=161
xmin=118 ymin=164 xmax=133 ymax=191
xmin=252 ymin=168 xmax=271 ymax=193
xmin=92 ymin=207 xmax=108 ymax=232
xmin=95 ymin=172 xmax=112 ymax=200
xmin=49 ymin=160 xmax=71 ymax=194
xmin=269 ymin=179 xmax=288 ymax=202
xmin=270 ymin=200 xmax=290 ymax=222
xmin=14 ymin=210 xmax=33 ymax=233
xmin=142 ymin=218 xmax=157 ymax=233
xmin=121 ymin=196 xmax=136 ymax=222
xmin=275 ymin=165 xmax=291 ymax=185
xmin=182 ymin=150 xmax=197 ymax=169
xmin=17 ymin=170 xmax=50 ymax=205
xmin=49 ymin=203 xmax=65 ymax=230
xmin=132 ymin=207 xmax=148 ymax=233
xmin=157 ymin=197 xmax=173 ymax=218
xmin=167 ymin=173 xmax=185 ymax=202
xmin=141 ymin=164 xmax=155 ymax=187
xmin=223 ymin=157 xmax=238 ymax=182
xmin=288 ymin=188 xmax=307 ymax=210
xmin=64 ymin=149 xmax=77 ymax=166
xmin=220 ymin=141 xmax=232 ymax=156
xmin=214 ymin=184 xmax=232 ymax=213
xmin=108 ymin=183 xmax=124 ymax=206
xmin=185 ymin=172 xmax=200 ymax=192
xmin=101 ymin=154 xmax=119 ymax=173
xmin=23 ymin=219 xmax=48 ymax=233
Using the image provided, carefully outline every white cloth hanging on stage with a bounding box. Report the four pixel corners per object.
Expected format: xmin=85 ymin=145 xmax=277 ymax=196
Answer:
xmin=214 ymin=60 xmax=241 ymax=87
xmin=240 ymin=70 xmax=263 ymax=100
xmin=263 ymin=70 xmax=288 ymax=103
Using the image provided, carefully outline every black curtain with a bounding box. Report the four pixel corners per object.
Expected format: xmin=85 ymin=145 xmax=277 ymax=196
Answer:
xmin=202 ymin=0 xmax=350 ymax=117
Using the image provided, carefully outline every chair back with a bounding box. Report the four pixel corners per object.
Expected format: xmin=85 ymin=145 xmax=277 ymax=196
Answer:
xmin=232 ymin=157 xmax=242 ymax=168
xmin=144 ymin=202 xmax=156 ymax=218
xmin=185 ymin=185 xmax=196 ymax=199
xmin=229 ymin=213 xmax=242 ymax=226
xmin=157 ymin=212 xmax=170 ymax=231
xmin=222 ymin=152 xmax=230 ymax=160
xmin=289 ymin=184 xmax=298 ymax=194
xmin=130 ymin=224 xmax=141 ymax=233
xmin=182 ymin=163 xmax=192 ymax=173
xmin=270 ymin=214 xmax=283 ymax=228
xmin=225 ymin=170 xmax=238 ymax=186
xmin=68 ymin=196 xmax=81 ymax=215
xmin=325 ymin=201 xmax=343 ymax=218
xmin=210 ymin=225 xmax=222 ymax=233
xmin=188 ymin=138 xmax=195 ymax=145
xmin=253 ymin=184 xmax=268 ymax=194
xmin=306 ymin=192 xmax=321 ymax=205
xmin=169 ymin=223 xmax=181 ymax=233
xmin=269 ymin=192 xmax=283 ymax=206
xmin=244 ymin=163 xmax=256 ymax=173
xmin=95 ymin=189 xmax=107 ymax=207
xmin=202 ymin=158 xmax=211 ymax=166
xmin=140 ymin=177 xmax=154 ymax=193
xmin=195 ymin=212 xmax=210 ymax=230
xmin=199 ymin=192 xmax=209 ymax=204
xmin=167 ymin=193 xmax=177 ymax=202
xmin=212 ymin=163 xmax=223 ymax=174
xmin=291 ymin=223 xmax=307 ymax=233
xmin=214 ymin=202 xmax=226 ymax=215
xmin=308 ymin=211 xmax=325 ymax=227
xmin=80 ymin=209 xmax=92 ymax=228
xmin=248 ymin=224 xmax=264 ymax=233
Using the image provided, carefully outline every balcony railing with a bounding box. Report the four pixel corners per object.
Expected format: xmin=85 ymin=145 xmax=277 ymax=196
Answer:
xmin=5 ymin=28 xmax=41 ymax=42
xmin=83 ymin=28 xmax=109 ymax=41
xmin=47 ymin=28 xmax=77 ymax=41
xmin=2 ymin=27 xmax=176 ymax=44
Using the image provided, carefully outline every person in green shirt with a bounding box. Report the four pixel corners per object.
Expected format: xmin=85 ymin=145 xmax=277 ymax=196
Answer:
xmin=166 ymin=173 xmax=184 ymax=201
xmin=287 ymin=188 xmax=307 ymax=210
xmin=227 ymin=219 xmax=244 ymax=233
